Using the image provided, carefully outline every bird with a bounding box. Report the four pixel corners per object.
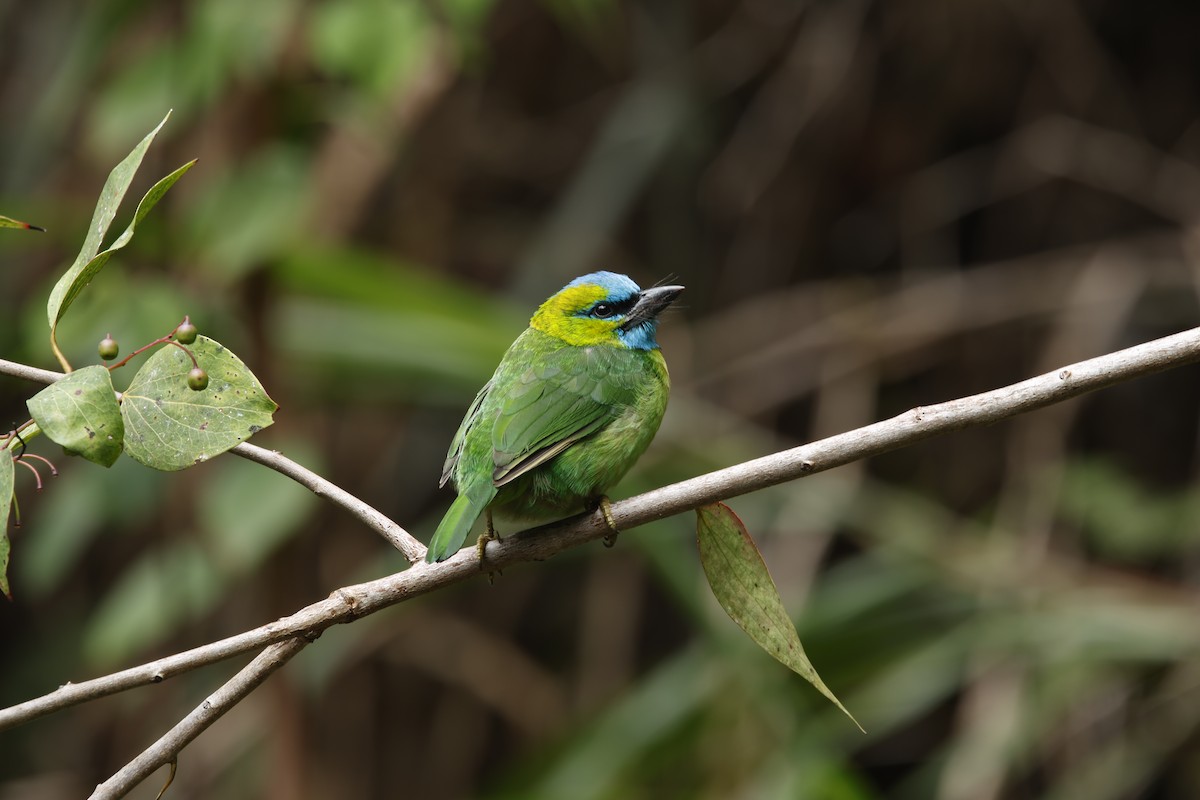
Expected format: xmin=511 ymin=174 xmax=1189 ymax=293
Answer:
xmin=425 ymin=271 xmax=683 ymax=563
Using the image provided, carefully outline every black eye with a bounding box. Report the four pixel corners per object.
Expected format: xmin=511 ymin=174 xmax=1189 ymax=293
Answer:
xmin=592 ymin=302 xmax=616 ymax=318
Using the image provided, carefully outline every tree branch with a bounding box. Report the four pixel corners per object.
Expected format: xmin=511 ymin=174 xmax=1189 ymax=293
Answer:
xmin=5 ymin=327 xmax=1200 ymax=798
xmin=87 ymin=637 xmax=311 ymax=800
xmin=0 ymin=358 xmax=64 ymax=385
xmin=4 ymin=324 xmax=1199 ymax=740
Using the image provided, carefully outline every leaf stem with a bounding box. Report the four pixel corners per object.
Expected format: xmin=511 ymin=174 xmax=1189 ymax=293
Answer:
xmin=106 ymin=320 xmax=199 ymax=373
xmin=162 ymin=340 xmax=200 ymax=370
xmin=2 ymin=421 xmax=41 ymax=453
xmin=49 ymin=334 xmax=72 ymax=374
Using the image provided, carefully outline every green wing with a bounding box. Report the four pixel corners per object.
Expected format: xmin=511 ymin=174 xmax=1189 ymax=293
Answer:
xmin=440 ymin=379 xmax=493 ymax=487
xmin=491 ymin=352 xmax=631 ymax=487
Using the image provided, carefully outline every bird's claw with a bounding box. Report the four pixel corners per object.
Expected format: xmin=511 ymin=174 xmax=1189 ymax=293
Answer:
xmin=597 ymin=496 xmax=620 ymax=548
xmin=477 ymin=511 xmax=503 ymax=583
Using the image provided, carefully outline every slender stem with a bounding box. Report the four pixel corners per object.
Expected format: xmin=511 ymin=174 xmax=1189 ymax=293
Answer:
xmin=104 ymin=318 xmax=197 ymax=372
xmin=232 ymin=443 xmax=425 ymax=562
xmin=160 ymin=339 xmax=199 ymax=370
xmin=49 ymin=332 xmax=72 ymax=374
xmin=104 ymin=334 xmax=174 ymax=372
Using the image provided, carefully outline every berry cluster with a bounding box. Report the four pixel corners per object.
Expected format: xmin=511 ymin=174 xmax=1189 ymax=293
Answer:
xmin=98 ymin=316 xmax=208 ymax=391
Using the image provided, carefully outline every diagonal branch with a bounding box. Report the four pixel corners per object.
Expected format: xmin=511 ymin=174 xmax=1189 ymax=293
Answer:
xmin=3 ymin=324 xmax=1200 ymax=740
xmin=232 ymin=442 xmax=425 ymax=562
xmin=87 ymin=637 xmax=311 ymax=800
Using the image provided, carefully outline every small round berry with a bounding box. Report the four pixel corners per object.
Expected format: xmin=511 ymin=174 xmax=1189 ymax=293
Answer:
xmin=187 ymin=367 xmax=209 ymax=391
xmin=175 ymin=320 xmax=198 ymax=345
xmin=98 ymin=335 xmax=119 ymax=361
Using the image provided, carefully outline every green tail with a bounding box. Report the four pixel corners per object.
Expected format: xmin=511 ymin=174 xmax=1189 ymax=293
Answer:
xmin=426 ymin=485 xmax=497 ymax=563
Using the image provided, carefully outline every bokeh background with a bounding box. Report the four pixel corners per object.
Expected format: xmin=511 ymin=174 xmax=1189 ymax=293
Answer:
xmin=3 ymin=1 xmax=1200 ymax=798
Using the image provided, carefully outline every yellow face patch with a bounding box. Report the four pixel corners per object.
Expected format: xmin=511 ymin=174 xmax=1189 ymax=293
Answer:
xmin=530 ymin=284 xmax=624 ymax=346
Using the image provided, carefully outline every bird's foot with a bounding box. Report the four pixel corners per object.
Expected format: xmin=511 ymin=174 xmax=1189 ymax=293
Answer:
xmin=596 ymin=496 xmax=620 ymax=547
xmin=477 ymin=511 xmax=503 ymax=583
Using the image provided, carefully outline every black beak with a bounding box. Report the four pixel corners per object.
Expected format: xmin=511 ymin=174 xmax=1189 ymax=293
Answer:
xmin=620 ymin=284 xmax=684 ymax=331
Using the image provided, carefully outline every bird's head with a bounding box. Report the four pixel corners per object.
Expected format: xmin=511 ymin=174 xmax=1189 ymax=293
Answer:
xmin=531 ymin=271 xmax=684 ymax=350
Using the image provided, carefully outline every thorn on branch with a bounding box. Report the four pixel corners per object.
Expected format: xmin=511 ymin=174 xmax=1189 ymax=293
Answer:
xmin=153 ymin=758 xmax=177 ymax=800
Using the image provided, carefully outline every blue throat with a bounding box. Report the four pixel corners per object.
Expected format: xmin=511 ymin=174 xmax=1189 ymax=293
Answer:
xmin=617 ymin=321 xmax=659 ymax=351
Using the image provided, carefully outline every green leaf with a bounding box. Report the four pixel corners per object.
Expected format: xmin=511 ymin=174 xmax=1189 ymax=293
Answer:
xmin=0 ymin=450 xmax=12 ymax=599
xmin=49 ymin=159 xmax=195 ymax=342
xmin=0 ymin=214 xmax=44 ymax=231
xmin=696 ymin=502 xmax=862 ymax=730
xmin=26 ymin=366 xmax=125 ymax=467
xmin=48 ymin=112 xmax=169 ymax=328
xmin=46 ymin=110 xmax=192 ymax=367
xmin=121 ymin=336 xmax=277 ymax=471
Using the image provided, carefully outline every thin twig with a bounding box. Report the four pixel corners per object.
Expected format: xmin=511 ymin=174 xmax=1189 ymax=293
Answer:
xmin=232 ymin=443 xmax=425 ymax=562
xmin=3 ymin=324 xmax=1199 ymax=737
xmin=0 ymin=357 xmax=425 ymax=562
xmin=0 ymin=358 xmax=64 ymax=385
xmin=87 ymin=637 xmax=310 ymax=800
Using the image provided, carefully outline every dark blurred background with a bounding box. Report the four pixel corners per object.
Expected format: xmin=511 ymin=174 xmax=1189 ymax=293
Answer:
xmin=3 ymin=0 xmax=1200 ymax=798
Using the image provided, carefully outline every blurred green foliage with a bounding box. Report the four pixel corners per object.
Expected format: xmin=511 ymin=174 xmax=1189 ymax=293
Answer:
xmin=4 ymin=1 xmax=1200 ymax=799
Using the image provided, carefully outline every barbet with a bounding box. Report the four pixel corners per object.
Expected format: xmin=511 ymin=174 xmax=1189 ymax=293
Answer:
xmin=425 ymin=272 xmax=683 ymax=563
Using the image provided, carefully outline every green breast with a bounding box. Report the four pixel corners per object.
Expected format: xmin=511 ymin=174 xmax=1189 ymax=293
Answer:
xmin=454 ymin=329 xmax=670 ymax=520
